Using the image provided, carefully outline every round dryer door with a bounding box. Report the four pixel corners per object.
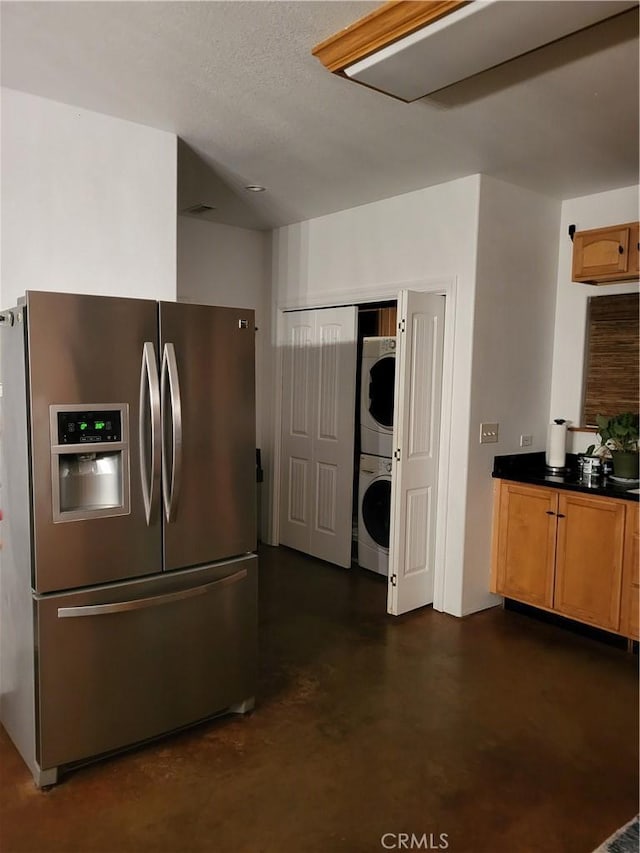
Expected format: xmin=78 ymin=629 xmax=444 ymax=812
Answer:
xmin=362 ymin=479 xmax=392 ymax=549
xmin=368 ymin=356 xmax=395 ymax=428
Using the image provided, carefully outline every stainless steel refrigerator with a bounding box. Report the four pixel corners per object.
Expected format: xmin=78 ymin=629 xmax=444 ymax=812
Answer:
xmin=0 ymin=291 xmax=258 ymax=787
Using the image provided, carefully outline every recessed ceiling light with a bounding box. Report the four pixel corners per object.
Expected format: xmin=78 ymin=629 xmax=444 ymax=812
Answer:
xmin=245 ymin=185 xmax=266 ymax=193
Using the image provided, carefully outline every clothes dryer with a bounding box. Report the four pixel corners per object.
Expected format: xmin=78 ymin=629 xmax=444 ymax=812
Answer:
xmin=360 ymin=336 xmax=396 ymax=458
xmin=357 ymin=453 xmax=392 ymax=576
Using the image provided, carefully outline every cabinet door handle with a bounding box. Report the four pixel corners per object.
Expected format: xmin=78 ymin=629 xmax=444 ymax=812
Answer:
xmin=619 ymin=245 xmax=624 ymax=254
xmin=545 ymin=510 xmax=555 ymax=515
xmin=557 ymin=513 xmax=566 ymax=518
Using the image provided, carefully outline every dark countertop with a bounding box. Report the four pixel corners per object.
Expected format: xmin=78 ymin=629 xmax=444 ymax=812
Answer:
xmin=492 ymin=452 xmax=640 ymax=502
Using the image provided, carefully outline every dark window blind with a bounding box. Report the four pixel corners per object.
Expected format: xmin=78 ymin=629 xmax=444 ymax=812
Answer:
xmin=582 ymin=293 xmax=639 ymax=426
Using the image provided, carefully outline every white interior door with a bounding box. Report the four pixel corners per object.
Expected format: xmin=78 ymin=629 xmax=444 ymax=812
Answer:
xmin=279 ymin=312 xmax=314 ymax=555
xmin=280 ymin=307 xmax=357 ymax=568
xmin=388 ymin=291 xmax=445 ymax=616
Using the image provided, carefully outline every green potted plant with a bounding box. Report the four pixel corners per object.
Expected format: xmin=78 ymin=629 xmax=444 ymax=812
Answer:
xmin=587 ymin=412 xmax=639 ymax=480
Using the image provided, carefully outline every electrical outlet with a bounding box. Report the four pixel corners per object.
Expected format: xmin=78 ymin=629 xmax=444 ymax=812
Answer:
xmin=480 ymin=422 xmax=499 ymax=444
xmin=520 ymin=434 xmax=533 ymax=447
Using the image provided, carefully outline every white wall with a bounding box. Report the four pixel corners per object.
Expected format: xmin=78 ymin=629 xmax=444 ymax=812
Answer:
xmin=1 ymin=88 xmax=177 ymax=308
xmin=272 ymin=176 xmax=482 ymax=616
xmin=177 ymin=215 xmax=272 ymax=537
xmin=462 ymin=176 xmax=561 ymax=613
xmin=177 ymin=216 xmax=270 ymax=314
xmin=275 ymin=177 xmax=479 ymax=308
xmin=549 ymin=185 xmax=639 ymax=453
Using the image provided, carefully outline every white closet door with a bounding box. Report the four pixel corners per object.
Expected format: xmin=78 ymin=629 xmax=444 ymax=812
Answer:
xmin=280 ymin=306 xmax=357 ymax=568
xmin=280 ymin=312 xmax=314 ymax=554
xmin=388 ymin=291 xmax=445 ymax=616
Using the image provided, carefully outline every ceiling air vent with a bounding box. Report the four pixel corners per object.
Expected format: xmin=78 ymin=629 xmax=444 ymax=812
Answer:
xmin=184 ymin=203 xmax=217 ymax=215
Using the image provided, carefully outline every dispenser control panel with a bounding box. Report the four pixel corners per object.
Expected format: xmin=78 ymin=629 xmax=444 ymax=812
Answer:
xmin=49 ymin=403 xmax=129 ymax=523
xmin=57 ymin=410 xmax=122 ymax=444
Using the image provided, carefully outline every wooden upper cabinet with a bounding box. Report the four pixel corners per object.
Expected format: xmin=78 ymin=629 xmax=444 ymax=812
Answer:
xmin=572 ymin=222 xmax=640 ymax=284
xmin=553 ymin=493 xmax=625 ymax=631
xmin=630 ymin=222 xmax=640 ymax=279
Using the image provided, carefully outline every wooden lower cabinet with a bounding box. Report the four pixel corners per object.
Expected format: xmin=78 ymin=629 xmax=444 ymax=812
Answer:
xmin=554 ymin=493 xmax=625 ymax=631
xmin=494 ymin=483 xmax=556 ymax=608
xmin=491 ymin=480 xmax=636 ymax=638
xmin=620 ymin=503 xmax=639 ymax=640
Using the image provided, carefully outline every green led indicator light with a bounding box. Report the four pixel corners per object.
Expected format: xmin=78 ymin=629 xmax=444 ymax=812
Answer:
xmin=94 ymin=420 xmax=105 ymax=430
xmin=79 ymin=422 xmax=88 ymax=431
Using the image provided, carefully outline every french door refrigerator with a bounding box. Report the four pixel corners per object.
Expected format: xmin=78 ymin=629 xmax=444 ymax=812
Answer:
xmin=0 ymin=291 xmax=257 ymax=787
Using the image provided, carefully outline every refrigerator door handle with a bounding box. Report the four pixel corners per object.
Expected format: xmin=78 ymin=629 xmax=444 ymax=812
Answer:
xmin=161 ymin=342 xmax=183 ymax=522
xmin=139 ymin=342 xmax=161 ymax=525
xmin=57 ymin=568 xmax=248 ymax=618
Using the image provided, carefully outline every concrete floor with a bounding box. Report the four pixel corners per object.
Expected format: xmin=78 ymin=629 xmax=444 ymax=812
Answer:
xmin=1 ymin=545 xmax=638 ymax=853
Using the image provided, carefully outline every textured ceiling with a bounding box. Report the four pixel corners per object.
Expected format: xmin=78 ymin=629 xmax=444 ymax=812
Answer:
xmin=1 ymin=1 xmax=638 ymax=230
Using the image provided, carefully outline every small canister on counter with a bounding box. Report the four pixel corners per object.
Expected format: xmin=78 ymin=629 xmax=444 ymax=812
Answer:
xmin=578 ymin=454 xmax=602 ymax=486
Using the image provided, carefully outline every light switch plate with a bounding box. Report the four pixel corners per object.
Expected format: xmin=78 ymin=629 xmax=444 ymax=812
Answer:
xmin=480 ymin=422 xmax=499 ymax=444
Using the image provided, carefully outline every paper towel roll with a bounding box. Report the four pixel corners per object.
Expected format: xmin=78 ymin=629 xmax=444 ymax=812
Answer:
xmin=546 ymin=420 xmax=567 ymax=469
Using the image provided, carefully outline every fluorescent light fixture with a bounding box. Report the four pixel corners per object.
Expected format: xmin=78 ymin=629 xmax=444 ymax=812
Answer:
xmin=343 ymin=0 xmax=637 ymax=101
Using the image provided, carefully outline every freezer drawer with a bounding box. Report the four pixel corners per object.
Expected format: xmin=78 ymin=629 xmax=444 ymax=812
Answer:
xmin=35 ymin=555 xmax=257 ymax=770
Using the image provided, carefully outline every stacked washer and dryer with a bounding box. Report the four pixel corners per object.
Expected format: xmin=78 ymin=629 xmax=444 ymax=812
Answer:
xmin=358 ymin=337 xmax=396 ymax=576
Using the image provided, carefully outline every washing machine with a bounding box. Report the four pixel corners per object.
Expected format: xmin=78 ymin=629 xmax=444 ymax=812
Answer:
xmin=358 ymin=453 xmax=393 ymax=576
xmin=360 ymin=336 xmax=396 ymax=458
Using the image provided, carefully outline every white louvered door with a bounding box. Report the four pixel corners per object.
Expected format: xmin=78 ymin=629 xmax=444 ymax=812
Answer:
xmin=388 ymin=291 xmax=445 ymax=615
xmin=280 ymin=307 xmax=357 ymax=568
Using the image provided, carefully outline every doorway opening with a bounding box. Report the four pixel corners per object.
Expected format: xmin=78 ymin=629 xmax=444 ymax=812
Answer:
xmin=353 ymin=301 xmax=397 ymax=576
xmin=278 ymin=290 xmax=446 ymax=617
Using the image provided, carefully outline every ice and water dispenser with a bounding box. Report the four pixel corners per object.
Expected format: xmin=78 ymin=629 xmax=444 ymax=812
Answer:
xmin=50 ymin=405 xmax=130 ymax=521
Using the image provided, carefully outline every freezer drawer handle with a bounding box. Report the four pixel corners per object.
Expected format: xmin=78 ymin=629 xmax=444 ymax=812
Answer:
xmin=57 ymin=568 xmax=248 ymax=618
xmin=139 ymin=342 xmax=161 ymax=525
xmin=161 ymin=342 xmax=183 ymax=523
